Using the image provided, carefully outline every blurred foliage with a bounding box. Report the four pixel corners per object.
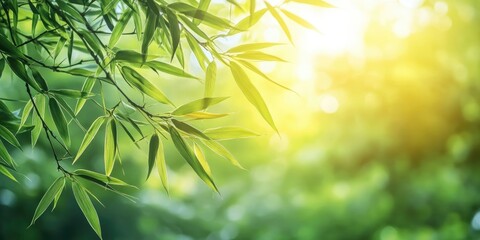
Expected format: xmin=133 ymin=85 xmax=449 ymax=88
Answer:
xmin=2 ymin=0 xmax=480 ymax=239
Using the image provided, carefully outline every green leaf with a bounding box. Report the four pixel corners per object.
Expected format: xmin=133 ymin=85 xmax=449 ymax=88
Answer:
xmin=169 ymin=2 xmax=233 ymax=29
xmin=195 ymin=0 xmax=211 ymax=24
xmin=147 ymin=134 xmax=159 ymax=180
xmin=49 ymin=98 xmax=70 ymax=147
xmin=205 ymin=61 xmax=216 ymax=97
xmin=74 ymin=116 xmax=107 ymax=163
xmin=19 ymin=99 xmax=33 ymax=132
xmin=30 ymin=177 xmax=65 ymax=225
xmin=121 ymin=67 xmax=174 ymax=105
xmin=193 ymin=143 xmax=211 ymax=175
xmin=108 ymin=9 xmax=133 ymax=48
xmin=237 ymin=60 xmax=295 ymax=92
xmin=56 ymin=0 xmax=86 ymax=24
xmin=31 ymin=94 xmax=46 ymax=147
xmin=0 ymin=125 xmax=21 ymax=149
xmin=6 ymin=57 xmax=41 ymax=92
xmin=0 ymin=34 xmax=23 ymax=57
xmin=204 ymin=126 xmax=259 ymax=140
xmin=171 ymin=119 xmax=210 ymax=140
xmin=73 ymin=169 xmax=131 ymax=186
xmin=229 ymin=61 xmax=278 ymax=132
xmin=172 ymin=97 xmax=228 ymax=115
xmin=227 ymin=42 xmax=282 ymax=53
xmin=235 ymin=51 xmax=286 ymax=62
xmin=265 ymin=2 xmax=292 ymax=43
xmin=169 ymin=126 xmax=218 ymax=192
xmin=184 ymin=112 xmax=228 ymax=120
xmin=201 ymin=139 xmax=244 ymax=169
xmin=185 ymin=33 xmax=208 ymax=70
xmin=178 ymin=15 xmax=209 ymax=40
xmin=280 ymin=9 xmax=318 ymax=31
xmin=104 ymin=118 xmax=117 ymax=176
xmin=286 ymin=0 xmax=334 ymax=8
xmin=30 ymin=68 xmax=49 ymax=91
xmin=72 ymin=182 xmax=102 ymax=239
xmin=142 ymin=10 xmax=157 ymax=62
xmin=75 ymin=77 xmax=96 ymax=115
xmin=78 ymin=30 xmax=105 ymax=60
xmin=156 ymin=138 xmax=168 ymax=193
xmin=0 ymin=162 xmax=16 ymax=182
xmin=50 ymin=89 xmax=94 ymax=99
xmin=0 ymin=58 xmax=5 ymax=78
xmin=165 ymin=8 xmax=181 ymax=60
xmin=229 ymin=8 xmax=267 ymax=35
xmin=53 ymin=37 xmax=67 ymax=59
xmin=0 ymin=140 xmax=15 ymax=167
xmin=144 ymin=61 xmax=198 ymax=79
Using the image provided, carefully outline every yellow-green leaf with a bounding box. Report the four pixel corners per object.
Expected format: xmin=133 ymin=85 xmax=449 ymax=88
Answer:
xmin=74 ymin=116 xmax=107 ymax=163
xmin=229 ymin=61 xmax=277 ymax=132
xmin=156 ymin=138 xmax=168 ymax=193
xmin=204 ymin=126 xmax=259 ymax=140
xmin=193 ymin=143 xmax=211 ymax=176
xmin=121 ymin=66 xmax=173 ymax=105
xmin=0 ymin=125 xmax=21 ymax=149
xmin=108 ymin=9 xmax=133 ymax=48
xmin=172 ymin=97 xmax=228 ymax=115
xmin=72 ymin=182 xmax=102 ymax=239
xmin=0 ymin=164 xmax=17 ymax=182
xmin=49 ymin=98 xmax=70 ymax=147
xmin=30 ymin=177 xmax=65 ymax=225
xmin=201 ymin=139 xmax=244 ymax=169
xmin=265 ymin=2 xmax=292 ymax=43
xmin=104 ymin=118 xmax=117 ymax=176
xmin=147 ymin=134 xmax=159 ymax=180
xmin=227 ymin=42 xmax=282 ymax=53
xmin=205 ymin=61 xmax=216 ymax=97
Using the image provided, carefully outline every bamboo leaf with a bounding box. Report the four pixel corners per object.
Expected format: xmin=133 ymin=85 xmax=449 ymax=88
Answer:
xmin=234 ymin=51 xmax=286 ymax=62
xmin=229 ymin=61 xmax=277 ymax=132
xmin=31 ymin=95 xmax=45 ymax=147
xmin=227 ymin=42 xmax=282 ymax=53
xmin=50 ymin=89 xmax=94 ymax=99
xmin=172 ymin=97 xmax=228 ymax=115
xmin=201 ymin=139 xmax=244 ymax=169
xmin=193 ymin=143 xmax=211 ymax=175
xmin=265 ymin=2 xmax=292 ymax=43
xmin=72 ymin=182 xmax=102 ymax=239
xmin=0 ymin=125 xmax=21 ymax=149
xmin=30 ymin=68 xmax=49 ymax=91
xmin=144 ymin=61 xmax=198 ymax=79
xmin=0 ymin=163 xmax=17 ymax=182
xmin=30 ymin=177 xmax=65 ymax=225
xmin=171 ymin=119 xmax=210 ymax=140
xmin=165 ymin=8 xmax=181 ymax=60
xmin=147 ymin=134 xmax=159 ymax=180
xmin=169 ymin=2 xmax=233 ymax=29
xmin=104 ymin=118 xmax=117 ymax=176
xmin=74 ymin=169 xmax=131 ymax=186
xmin=156 ymin=138 xmax=168 ymax=193
xmin=280 ymin=9 xmax=318 ymax=31
xmin=75 ymin=77 xmax=96 ymax=115
xmin=169 ymin=126 xmax=218 ymax=192
xmin=74 ymin=116 xmax=107 ymax=163
xmin=6 ymin=57 xmax=41 ymax=92
xmin=142 ymin=10 xmax=157 ymax=62
xmin=108 ymin=9 xmax=133 ymax=48
xmin=121 ymin=66 xmax=174 ymax=105
xmin=0 ymin=140 xmax=15 ymax=167
xmin=19 ymin=99 xmax=33 ymax=132
xmin=204 ymin=126 xmax=259 ymax=140
xmin=205 ymin=61 xmax=216 ymax=97
xmin=49 ymin=98 xmax=70 ymax=147
xmin=237 ymin=60 xmax=295 ymax=92
xmin=184 ymin=112 xmax=228 ymax=120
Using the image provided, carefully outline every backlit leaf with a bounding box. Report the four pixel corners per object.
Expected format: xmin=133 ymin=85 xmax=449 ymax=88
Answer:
xmin=0 ymin=125 xmax=21 ymax=149
xmin=49 ymin=98 xmax=70 ymax=147
xmin=172 ymin=97 xmax=228 ymax=115
xmin=280 ymin=9 xmax=318 ymax=31
xmin=108 ymin=9 xmax=133 ymax=48
xmin=72 ymin=182 xmax=102 ymax=239
xmin=156 ymin=138 xmax=168 ymax=193
xmin=30 ymin=177 xmax=65 ymax=225
xmin=193 ymin=143 xmax=211 ymax=175
xmin=204 ymin=126 xmax=259 ymax=140
xmin=265 ymin=2 xmax=292 ymax=43
xmin=205 ymin=61 xmax=216 ymax=97
xmin=147 ymin=134 xmax=159 ymax=180
xmin=169 ymin=126 xmax=218 ymax=192
xmin=104 ymin=118 xmax=117 ymax=176
xmin=74 ymin=116 xmax=107 ymax=163
xmin=229 ymin=61 xmax=277 ymax=132
xmin=73 ymin=169 xmax=131 ymax=186
xmin=121 ymin=67 xmax=173 ymax=105
xmin=0 ymin=163 xmax=16 ymax=182
xmin=286 ymin=0 xmax=334 ymax=8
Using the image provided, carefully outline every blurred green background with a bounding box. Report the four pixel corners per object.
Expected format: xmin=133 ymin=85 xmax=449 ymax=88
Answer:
xmin=2 ymin=0 xmax=480 ymax=239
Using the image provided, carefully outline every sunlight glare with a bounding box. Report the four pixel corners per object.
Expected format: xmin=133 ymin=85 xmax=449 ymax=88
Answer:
xmin=318 ymin=94 xmax=339 ymax=114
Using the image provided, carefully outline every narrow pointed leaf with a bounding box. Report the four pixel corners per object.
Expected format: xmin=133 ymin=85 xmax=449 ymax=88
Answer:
xmin=74 ymin=116 xmax=107 ymax=163
xmin=147 ymin=134 xmax=159 ymax=180
xmin=171 ymin=119 xmax=210 ymax=139
xmin=156 ymin=138 xmax=168 ymax=192
xmin=169 ymin=126 xmax=218 ymax=192
xmin=0 ymin=125 xmax=21 ymax=149
xmin=30 ymin=177 xmax=65 ymax=225
xmin=205 ymin=61 xmax=216 ymax=97
xmin=49 ymin=98 xmax=70 ymax=147
xmin=104 ymin=118 xmax=117 ymax=176
xmin=121 ymin=67 xmax=173 ymax=105
xmin=265 ymin=2 xmax=292 ymax=43
xmin=72 ymin=182 xmax=102 ymax=239
xmin=108 ymin=9 xmax=133 ymax=48
xmin=235 ymin=51 xmax=286 ymax=62
xmin=287 ymin=0 xmax=334 ymax=8
xmin=202 ymin=139 xmax=244 ymax=169
xmin=0 ymin=141 xmax=14 ymax=167
xmin=280 ymin=9 xmax=318 ymax=31
xmin=237 ymin=60 xmax=295 ymax=92
xmin=230 ymin=62 xmax=277 ymax=132
xmin=165 ymin=9 xmax=181 ymax=60
xmin=227 ymin=42 xmax=282 ymax=53
xmin=172 ymin=97 xmax=228 ymax=115
xmin=193 ymin=143 xmax=211 ymax=175
xmin=19 ymin=99 xmax=33 ymax=132
xmin=75 ymin=77 xmax=96 ymax=115
xmin=74 ymin=169 xmax=131 ymax=186
xmin=204 ymin=126 xmax=259 ymax=140
xmin=0 ymin=164 xmax=16 ymax=182
xmin=142 ymin=11 xmax=157 ymax=62
xmin=144 ymin=61 xmax=197 ymax=79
